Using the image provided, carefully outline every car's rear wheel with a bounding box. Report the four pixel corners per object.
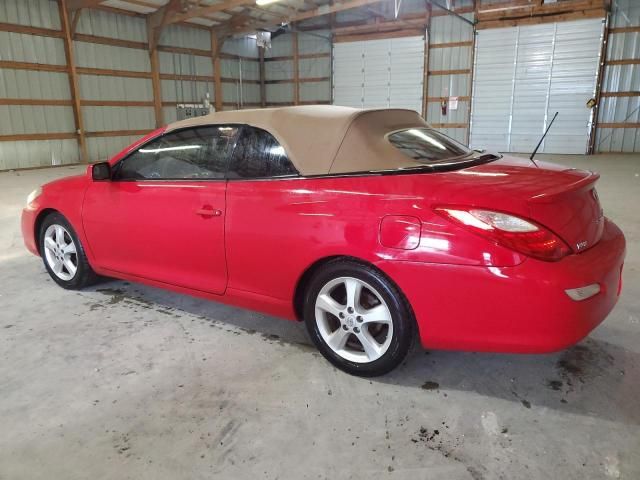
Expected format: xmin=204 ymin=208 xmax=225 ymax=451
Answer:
xmin=304 ymin=260 xmax=414 ymax=377
xmin=40 ymin=212 xmax=97 ymax=289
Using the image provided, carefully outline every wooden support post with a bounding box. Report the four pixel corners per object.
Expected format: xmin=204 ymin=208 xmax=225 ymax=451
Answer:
xmin=588 ymin=13 xmax=610 ymax=154
xmin=58 ymin=0 xmax=88 ymax=163
xmin=211 ymin=32 xmax=223 ymax=111
xmin=149 ymin=47 xmax=164 ymax=127
xmin=292 ymin=32 xmax=300 ymax=105
xmin=422 ymin=3 xmax=432 ymax=120
xmin=259 ymin=47 xmax=266 ymax=108
xmin=466 ymin=0 xmax=478 ymax=145
xmin=70 ymin=8 xmax=82 ymax=36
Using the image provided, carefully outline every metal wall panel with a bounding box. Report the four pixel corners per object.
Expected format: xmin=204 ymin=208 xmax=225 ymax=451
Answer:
xmin=75 ymin=41 xmax=151 ymax=72
xmin=161 ymin=79 xmax=213 ymax=103
xmin=266 ymin=84 xmax=293 ymax=103
xmin=79 ymin=75 xmax=153 ymax=101
xmin=87 ymin=135 xmax=139 ymax=163
xmin=300 ymin=81 xmax=331 ymax=102
xmin=0 ymin=31 xmax=66 ymax=64
xmin=265 ymin=60 xmax=293 ymax=81
xmin=0 ymin=140 xmax=79 ymax=170
xmin=76 ymin=8 xmax=147 ymax=42
xmin=471 ymin=18 xmax=604 ymax=154
xmin=158 ymin=51 xmax=213 ymax=76
xmin=0 ymin=70 xmax=71 ymax=99
xmin=0 ymin=105 xmax=75 ymax=134
xmin=160 ymin=24 xmax=210 ymax=51
xmin=0 ymin=0 xmax=61 ymax=29
xmin=82 ymin=106 xmax=155 ymax=132
xmin=333 ymin=36 xmax=424 ymax=113
xmin=298 ymin=30 xmax=331 ymax=54
xmin=224 ymin=37 xmax=259 ymax=58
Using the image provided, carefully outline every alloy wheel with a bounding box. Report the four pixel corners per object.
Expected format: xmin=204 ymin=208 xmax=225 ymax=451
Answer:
xmin=314 ymin=276 xmax=393 ymax=363
xmin=43 ymin=224 xmax=78 ymax=281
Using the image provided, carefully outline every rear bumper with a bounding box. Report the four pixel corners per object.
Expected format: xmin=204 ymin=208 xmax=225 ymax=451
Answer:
xmin=378 ymin=218 xmax=626 ymax=353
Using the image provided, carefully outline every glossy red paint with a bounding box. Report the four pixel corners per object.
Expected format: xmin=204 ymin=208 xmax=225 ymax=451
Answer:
xmin=21 ymin=134 xmax=626 ymax=354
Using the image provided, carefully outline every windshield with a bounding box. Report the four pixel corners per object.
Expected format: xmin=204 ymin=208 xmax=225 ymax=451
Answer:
xmin=387 ymin=128 xmax=472 ymax=164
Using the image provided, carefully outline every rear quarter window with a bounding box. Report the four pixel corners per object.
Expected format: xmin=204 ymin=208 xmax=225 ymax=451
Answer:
xmin=388 ymin=128 xmax=471 ymax=164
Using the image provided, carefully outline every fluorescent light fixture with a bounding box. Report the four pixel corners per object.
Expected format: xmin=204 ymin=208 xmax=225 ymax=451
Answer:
xmin=256 ymin=0 xmax=281 ymax=5
xmin=139 ymin=145 xmax=201 ymax=154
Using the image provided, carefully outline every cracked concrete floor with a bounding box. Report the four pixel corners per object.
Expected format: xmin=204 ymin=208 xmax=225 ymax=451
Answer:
xmin=1 ymin=154 xmax=639 ymax=480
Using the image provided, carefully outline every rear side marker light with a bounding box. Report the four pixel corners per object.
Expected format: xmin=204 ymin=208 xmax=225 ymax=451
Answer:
xmin=565 ymin=284 xmax=601 ymax=301
xmin=434 ymin=206 xmax=571 ymax=262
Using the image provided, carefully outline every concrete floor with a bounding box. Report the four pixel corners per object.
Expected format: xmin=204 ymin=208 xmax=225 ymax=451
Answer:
xmin=0 ymin=154 xmax=639 ymax=480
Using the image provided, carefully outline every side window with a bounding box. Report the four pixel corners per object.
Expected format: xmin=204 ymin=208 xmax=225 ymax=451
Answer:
xmin=113 ymin=126 xmax=239 ymax=180
xmin=227 ymin=127 xmax=298 ymax=179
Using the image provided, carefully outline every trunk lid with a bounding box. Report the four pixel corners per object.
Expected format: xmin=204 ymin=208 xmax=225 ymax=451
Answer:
xmin=433 ymin=155 xmax=604 ymax=253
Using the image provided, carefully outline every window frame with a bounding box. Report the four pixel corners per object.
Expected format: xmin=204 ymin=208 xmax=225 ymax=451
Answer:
xmin=110 ymin=124 xmax=243 ymax=182
xmin=225 ymin=125 xmax=300 ymax=181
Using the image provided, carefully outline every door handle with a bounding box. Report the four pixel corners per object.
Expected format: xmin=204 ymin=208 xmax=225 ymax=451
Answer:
xmin=196 ymin=206 xmax=222 ymax=217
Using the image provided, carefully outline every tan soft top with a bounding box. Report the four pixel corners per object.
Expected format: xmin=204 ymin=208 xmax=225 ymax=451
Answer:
xmin=166 ymin=105 xmax=429 ymax=176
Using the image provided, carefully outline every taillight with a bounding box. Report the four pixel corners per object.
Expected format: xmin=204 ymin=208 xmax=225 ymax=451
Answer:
xmin=434 ymin=206 xmax=571 ymax=262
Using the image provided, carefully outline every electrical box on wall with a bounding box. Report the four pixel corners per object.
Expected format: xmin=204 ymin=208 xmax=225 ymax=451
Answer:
xmin=176 ymin=104 xmax=212 ymax=121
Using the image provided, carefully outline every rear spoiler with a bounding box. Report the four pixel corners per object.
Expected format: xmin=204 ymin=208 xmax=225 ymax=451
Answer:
xmin=529 ymin=170 xmax=600 ymax=204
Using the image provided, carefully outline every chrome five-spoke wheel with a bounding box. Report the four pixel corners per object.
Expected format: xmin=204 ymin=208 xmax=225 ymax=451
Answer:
xmin=43 ymin=224 xmax=78 ymax=281
xmin=315 ymin=277 xmax=393 ymax=363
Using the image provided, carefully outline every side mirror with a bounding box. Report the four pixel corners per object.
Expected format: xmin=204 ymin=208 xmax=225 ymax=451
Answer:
xmin=92 ymin=162 xmax=111 ymax=181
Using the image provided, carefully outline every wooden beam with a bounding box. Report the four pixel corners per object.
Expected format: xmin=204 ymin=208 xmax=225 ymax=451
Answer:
xmin=427 ymin=96 xmax=470 ymax=102
xmin=588 ymin=14 xmax=609 ymax=154
xmin=264 ymin=77 xmax=330 ymax=84
xmin=147 ymin=0 xmax=181 ymax=53
xmin=597 ymin=123 xmax=640 ymax=128
xmin=0 ymin=60 xmax=68 ymax=73
xmin=264 ymin=52 xmax=330 ymax=62
xmin=422 ymin=2 xmax=431 ymax=120
xmin=85 ymin=129 xmax=152 ymax=138
xmin=81 ymin=100 xmax=156 ymax=107
xmin=0 ymin=98 xmax=73 ymax=106
xmin=0 ymin=22 xmax=63 ymax=38
xmin=428 ymin=69 xmax=471 ymax=76
xmin=605 ymin=59 xmax=640 ymax=66
xmin=609 ymin=26 xmax=640 ymax=34
xmin=334 ymin=29 xmax=425 ymax=42
xmin=70 ymin=8 xmax=83 ymax=35
xmin=67 ymin=0 xmax=103 ymax=11
xmin=73 ymin=33 xmax=147 ymax=50
xmin=59 ymin=0 xmax=88 ymax=163
xmin=212 ymin=33 xmax=223 ymax=112
xmin=600 ymin=91 xmax=640 ymax=97
xmin=0 ymin=132 xmax=78 ymax=142
xmin=149 ymin=45 xmax=164 ymax=127
xmin=76 ymin=67 xmax=152 ymax=78
xmin=259 ymin=47 xmax=266 ymax=108
xmin=430 ymin=41 xmax=473 ymax=49
xmin=293 ymin=32 xmax=300 ymax=105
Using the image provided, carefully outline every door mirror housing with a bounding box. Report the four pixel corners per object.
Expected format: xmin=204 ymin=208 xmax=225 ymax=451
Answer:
xmin=92 ymin=162 xmax=111 ymax=181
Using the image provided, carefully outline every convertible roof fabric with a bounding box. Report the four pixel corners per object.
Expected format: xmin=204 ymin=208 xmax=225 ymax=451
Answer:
xmin=165 ymin=105 xmax=429 ymax=176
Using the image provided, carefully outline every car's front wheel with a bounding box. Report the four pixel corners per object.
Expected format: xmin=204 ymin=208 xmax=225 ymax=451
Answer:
xmin=39 ymin=212 xmax=97 ymax=289
xmin=304 ymin=260 xmax=415 ymax=377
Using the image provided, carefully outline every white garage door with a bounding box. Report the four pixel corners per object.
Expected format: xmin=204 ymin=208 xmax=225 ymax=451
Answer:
xmin=470 ymin=18 xmax=604 ymax=154
xmin=333 ymin=35 xmax=425 ymax=114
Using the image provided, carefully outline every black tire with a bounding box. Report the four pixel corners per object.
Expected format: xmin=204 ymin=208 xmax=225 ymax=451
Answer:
xmin=39 ymin=212 xmax=98 ymax=290
xmin=303 ymin=259 xmax=415 ymax=377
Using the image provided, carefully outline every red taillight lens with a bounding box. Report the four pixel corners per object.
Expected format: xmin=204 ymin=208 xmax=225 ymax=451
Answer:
xmin=434 ymin=206 xmax=571 ymax=262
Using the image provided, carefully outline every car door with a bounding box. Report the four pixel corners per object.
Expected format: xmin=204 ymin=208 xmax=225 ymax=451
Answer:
xmin=82 ymin=125 xmax=240 ymax=294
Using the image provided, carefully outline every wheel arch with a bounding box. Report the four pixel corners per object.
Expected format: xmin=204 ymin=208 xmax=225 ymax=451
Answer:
xmin=292 ymin=255 xmax=416 ymax=325
xmin=34 ymin=208 xmax=60 ymax=255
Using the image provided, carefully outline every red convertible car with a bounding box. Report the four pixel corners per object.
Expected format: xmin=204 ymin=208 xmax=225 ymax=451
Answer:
xmin=22 ymin=106 xmax=625 ymax=376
